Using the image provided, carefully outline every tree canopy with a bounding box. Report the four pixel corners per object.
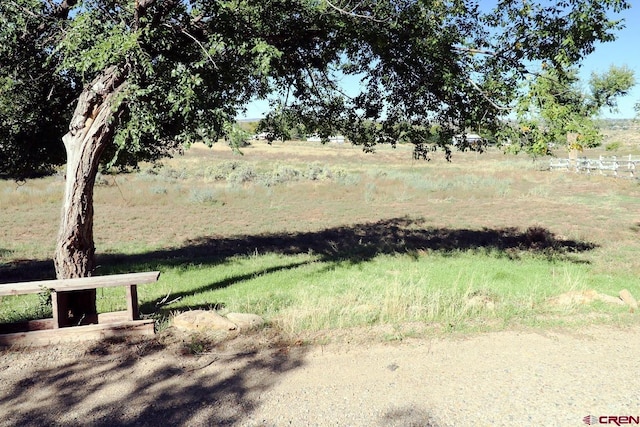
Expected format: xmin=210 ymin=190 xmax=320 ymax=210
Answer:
xmin=1 ymin=0 xmax=632 ymax=180
xmin=510 ymin=65 xmax=635 ymax=155
xmin=0 ymin=0 xmax=634 ymax=290
xmin=0 ymin=0 xmax=78 ymax=178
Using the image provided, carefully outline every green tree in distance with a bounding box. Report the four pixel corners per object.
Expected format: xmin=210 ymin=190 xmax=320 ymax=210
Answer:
xmin=0 ymin=0 xmax=632 ymax=323
xmin=511 ymin=64 xmax=635 ymax=155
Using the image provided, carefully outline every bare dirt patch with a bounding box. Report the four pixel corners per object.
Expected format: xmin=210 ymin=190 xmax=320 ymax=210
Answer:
xmin=1 ymin=324 xmax=639 ymax=426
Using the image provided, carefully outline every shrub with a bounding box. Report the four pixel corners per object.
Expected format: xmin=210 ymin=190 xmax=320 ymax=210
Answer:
xmin=303 ymin=162 xmax=333 ymax=180
xmin=605 ymin=141 xmax=622 ymax=151
xmin=150 ymin=186 xmax=168 ymax=194
xmin=95 ymin=173 xmax=110 ymax=186
xmin=208 ymin=161 xmax=244 ymax=181
xmin=189 ymin=188 xmax=218 ymax=204
xmin=161 ymin=167 xmax=189 ymax=181
xmin=226 ymin=164 xmax=257 ymax=184
xmin=262 ymin=164 xmax=301 ymax=187
xmin=334 ymin=170 xmax=360 ymax=186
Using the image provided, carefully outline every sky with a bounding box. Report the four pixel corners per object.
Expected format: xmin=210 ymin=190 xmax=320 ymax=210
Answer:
xmin=242 ymin=2 xmax=640 ymax=120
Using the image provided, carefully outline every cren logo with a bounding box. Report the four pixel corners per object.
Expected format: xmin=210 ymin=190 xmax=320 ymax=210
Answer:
xmin=584 ymin=415 xmax=599 ymax=425
xmin=585 ymin=416 xmax=640 ymax=425
xmin=599 ymin=416 xmax=640 ymax=425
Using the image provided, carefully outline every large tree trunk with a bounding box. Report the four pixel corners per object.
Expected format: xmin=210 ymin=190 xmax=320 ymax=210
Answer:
xmin=53 ymin=66 xmax=126 ymax=327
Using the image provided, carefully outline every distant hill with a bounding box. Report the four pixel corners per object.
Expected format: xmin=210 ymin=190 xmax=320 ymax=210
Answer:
xmin=596 ymin=118 xmax=639 ymax=130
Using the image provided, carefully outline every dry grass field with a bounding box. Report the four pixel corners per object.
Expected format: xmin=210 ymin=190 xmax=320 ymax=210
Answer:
xmin=1 ymin=131 xmax=639 ymax=340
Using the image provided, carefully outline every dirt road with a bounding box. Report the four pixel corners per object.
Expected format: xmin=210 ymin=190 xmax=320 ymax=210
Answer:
xmin=1 ymin=325 xmax=639 ymax=426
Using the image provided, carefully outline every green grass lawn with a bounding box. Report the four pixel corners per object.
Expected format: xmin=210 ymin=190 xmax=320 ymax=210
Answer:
xmin=1 ymin=141 xmax=639 ymax=342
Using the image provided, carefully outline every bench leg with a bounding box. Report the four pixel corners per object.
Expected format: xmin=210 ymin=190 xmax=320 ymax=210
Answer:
xmin=126 ymin=285 xmax=140 ymax=321
xmin=52 ymin=290 xmax=98 ymax=328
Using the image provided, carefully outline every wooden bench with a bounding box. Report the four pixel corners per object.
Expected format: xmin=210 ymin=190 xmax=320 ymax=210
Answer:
xmin=0 ymin=271 xmax=160 ymax=345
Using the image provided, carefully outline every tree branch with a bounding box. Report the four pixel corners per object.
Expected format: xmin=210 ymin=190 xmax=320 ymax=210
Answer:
xmin=452 ymin=46 xmax=497 ymax=56
xmin=134 ymin=0 xmax=155 ymax=30
xmin=324 ymin=0 xmax=390 ymax=23
xmin=52 ymin=0 xmax=77 ymax=19
xmin=162 ymin=23 xmax=218 ymax=70
xmin=453 ymin=43 xmax=544 ymax=82
xmin=465 ymin=77 xmax=511 ymax=111
xmin=321 ymin=68 xmax=354 ymax=100
xmin=8 ymin=0 xmax=39 ymax=18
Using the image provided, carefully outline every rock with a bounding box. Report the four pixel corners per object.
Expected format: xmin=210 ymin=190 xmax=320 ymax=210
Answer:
xmin=225 ymin=313 xmax=265 ymax=330
xmin=619 ymin=289 xmax=638 ymax=312
xmin=464 ymin=294 xmax=496 ymax=312
xmin=597 ymin=293 xmax=627 ymax=305
xmin=172 ymin=310 xmax=238 ymax=331
xmin=548 ymin=290 xmax=624 ymax=307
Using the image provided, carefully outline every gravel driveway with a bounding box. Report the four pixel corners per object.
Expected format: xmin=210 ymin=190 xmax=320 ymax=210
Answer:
xmin=1 ymin=325 xmax=639 ymax=426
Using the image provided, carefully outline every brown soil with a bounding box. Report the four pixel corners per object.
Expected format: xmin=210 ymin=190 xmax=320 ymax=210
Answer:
xmin=1 ymin=324 xmax=639 ymax=426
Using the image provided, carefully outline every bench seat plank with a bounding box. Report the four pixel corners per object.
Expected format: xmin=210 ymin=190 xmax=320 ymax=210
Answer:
xmin=0 ymin=271 xmax=160 ymax=296
xmin=0 ymin=282 xmax=44 ymax=296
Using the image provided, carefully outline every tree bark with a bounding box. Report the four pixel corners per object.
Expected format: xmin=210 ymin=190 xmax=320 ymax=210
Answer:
xmin=53 ymin=66 xmax=126 ymax=326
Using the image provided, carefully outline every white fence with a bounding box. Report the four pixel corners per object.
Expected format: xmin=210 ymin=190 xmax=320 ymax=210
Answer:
xmin=549 ymin=155 xmax=640 ymax=178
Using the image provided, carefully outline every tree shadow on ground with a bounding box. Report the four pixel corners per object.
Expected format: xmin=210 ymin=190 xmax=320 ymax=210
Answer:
xmin=0 ymin=335 xmax=307 ymax=426
xmin=0 ymin=216 xmax=597 ymax=284
xmin=138 ymin=259 xmax=315 ymax=316
xmin=378 ymin=407 xmax=442 ymax=427
xmin=0 ymin=218 xmax=599 ymax=424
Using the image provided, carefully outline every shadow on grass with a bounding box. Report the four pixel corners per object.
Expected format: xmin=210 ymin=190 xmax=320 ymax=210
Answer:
xmin=0 ymin=218 xmax=599 ymax=425
xmin=0 ymin=217 xmax=596 ymax=284
xmin=0 ymin=337 xmax=307 ymax=426
xmin=138 ymin=259 xmax=315 ymax=316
